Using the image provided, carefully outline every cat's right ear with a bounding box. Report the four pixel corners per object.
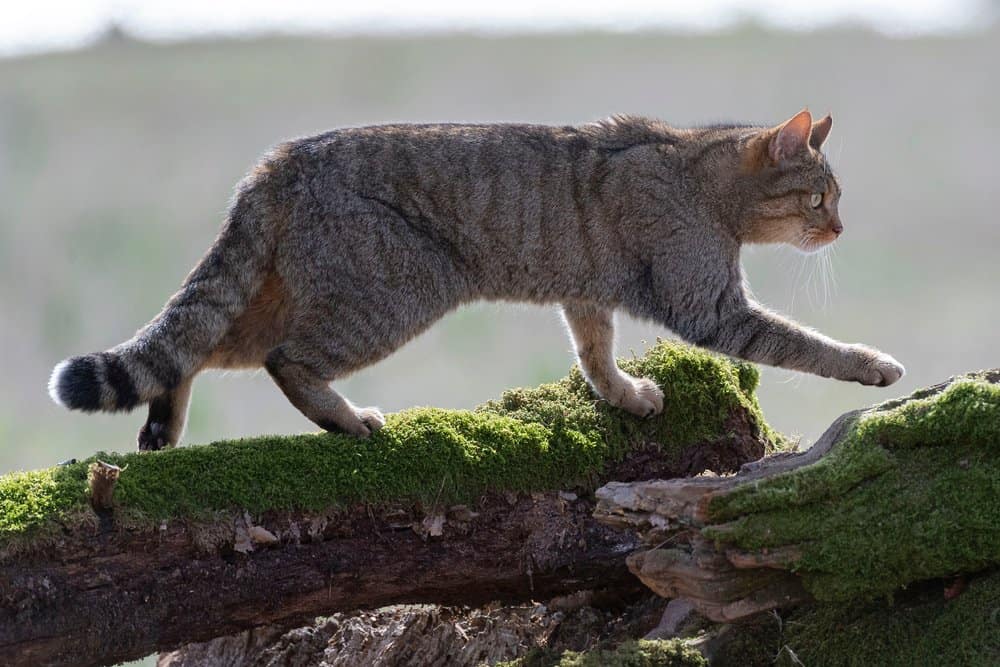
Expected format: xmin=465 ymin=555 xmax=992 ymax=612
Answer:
xmin=810 ymin=114 xmax=833 ymax=150
xmin=768 ymin=109 xmax=813 ymax=165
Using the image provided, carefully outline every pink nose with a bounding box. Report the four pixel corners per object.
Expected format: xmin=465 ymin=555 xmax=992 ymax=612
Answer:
xmin=831 ymin=221 xmax=843 ymax=236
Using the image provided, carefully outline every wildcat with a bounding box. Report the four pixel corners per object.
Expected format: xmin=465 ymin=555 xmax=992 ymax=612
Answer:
xmin=49 ymin=109 xmax=904 ymax=450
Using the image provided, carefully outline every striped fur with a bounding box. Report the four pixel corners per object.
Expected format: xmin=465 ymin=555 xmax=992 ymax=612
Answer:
xmin=50 ymin=110 xmax=904 ymax=448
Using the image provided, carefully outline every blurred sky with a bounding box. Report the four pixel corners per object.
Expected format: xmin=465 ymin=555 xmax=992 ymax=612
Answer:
xmin=1 ymin=0 xmax=994 ymax=57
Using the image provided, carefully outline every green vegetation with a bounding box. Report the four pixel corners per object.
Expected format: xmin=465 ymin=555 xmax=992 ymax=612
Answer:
xmin=0 ymin=468 xmax=90 ymax=537
xmin=775 ymin=569 xmax=1000 ymax=667
xmin=0 ymin=341 xmax=771 ymax=541
xmin=705 ymin=376 xmax=1000 ymax=601
xmin=711 ymin=570 xmax=1000 ymax=667
xmin=499 ymin=639 xmax=708 ymax=667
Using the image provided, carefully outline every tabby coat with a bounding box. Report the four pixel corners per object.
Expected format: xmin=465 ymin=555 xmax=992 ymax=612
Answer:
xmin=50 ymin=109 xmax=903 ymax=448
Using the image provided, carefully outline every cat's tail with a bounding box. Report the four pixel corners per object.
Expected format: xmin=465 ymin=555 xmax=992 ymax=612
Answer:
xmin=48 ymin=150 xmax=290 ymax=413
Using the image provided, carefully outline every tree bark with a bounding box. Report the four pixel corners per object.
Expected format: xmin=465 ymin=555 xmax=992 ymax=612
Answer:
xmin=0 ymin=489 xmax=646 ymax=667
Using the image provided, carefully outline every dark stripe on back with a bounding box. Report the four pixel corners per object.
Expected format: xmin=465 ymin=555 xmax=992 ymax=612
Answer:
xmin=101 ymin=352 xmax=139 ymax=410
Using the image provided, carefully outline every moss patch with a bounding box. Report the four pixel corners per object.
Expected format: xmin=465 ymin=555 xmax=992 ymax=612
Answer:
xmin=499 ymin=639 xmax=709 ymax=667
xmin=776 ymin=569 xmax=1000 ymax=667
xmin=705 ymin=378 xmax=1000 ymax=601
xmin=0 ymin=468 xmax=89 ymax=536
xmin=712 ymin=570 xmax=1000 ymax=667
xmin=0 ymin=341 xmax=773 ymax=541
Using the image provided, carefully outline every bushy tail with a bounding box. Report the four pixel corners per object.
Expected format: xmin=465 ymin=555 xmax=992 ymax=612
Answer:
xmin=49 ymin=171 xmax=282 ymax=413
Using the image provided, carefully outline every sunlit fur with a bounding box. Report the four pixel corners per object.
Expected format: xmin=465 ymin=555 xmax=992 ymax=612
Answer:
xmin=49 ymin=110 xmax=904 ymax=448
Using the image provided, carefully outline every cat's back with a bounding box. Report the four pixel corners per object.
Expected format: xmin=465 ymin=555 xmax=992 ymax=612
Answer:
xmin=274 ymin=122 xmax=599 ymax=234
xmin=289 ymin=122 xmax=580 ymax=176
xmin=294 ymin=116 xmax=680 ymax=160
xmin=278 ymin=118 xmax=681 ymax=213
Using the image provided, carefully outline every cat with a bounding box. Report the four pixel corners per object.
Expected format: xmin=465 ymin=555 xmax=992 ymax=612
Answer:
xmin=49 ymin=109 xmax=903 ymax=450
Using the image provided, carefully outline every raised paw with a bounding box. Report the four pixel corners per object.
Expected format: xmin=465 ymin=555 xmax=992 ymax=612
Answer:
xmin=616 ymin=376 xmax=665 ymax=419
xmin=850 ymin=345 xmax=905 ymax=387
xmin=137 ymin=421 xmax=169 ymax=451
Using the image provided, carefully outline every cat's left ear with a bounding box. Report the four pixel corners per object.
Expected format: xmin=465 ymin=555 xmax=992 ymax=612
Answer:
xmin=810 ymin=114 xmax=833 ymax=150
xmin=768 ymin=109 xmax=813 ymax=164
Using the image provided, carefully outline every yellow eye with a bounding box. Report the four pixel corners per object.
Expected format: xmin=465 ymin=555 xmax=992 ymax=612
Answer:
xmin=810 ymin=193 xmax=824 ymax=209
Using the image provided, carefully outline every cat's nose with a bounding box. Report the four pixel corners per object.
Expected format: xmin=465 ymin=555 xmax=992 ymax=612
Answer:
xmin=830 ymin=221 xmax=843 ymax=236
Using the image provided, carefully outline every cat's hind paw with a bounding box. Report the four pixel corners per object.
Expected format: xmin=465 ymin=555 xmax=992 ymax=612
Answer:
xmin=137 ymin=421 xmax=170 ymax=451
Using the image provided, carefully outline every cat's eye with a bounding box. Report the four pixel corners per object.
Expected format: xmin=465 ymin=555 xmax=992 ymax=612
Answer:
xmin=810 ymin=193 xmax=824 ymax=209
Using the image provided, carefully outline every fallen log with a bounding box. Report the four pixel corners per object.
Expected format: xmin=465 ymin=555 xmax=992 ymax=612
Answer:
xmin=3 ymin=488 xmax=646 ymax=667
xmin=0 ymin=341 xmax=774 ymax=667
xmin=595 ymin=369 xmax=1000 ymax=623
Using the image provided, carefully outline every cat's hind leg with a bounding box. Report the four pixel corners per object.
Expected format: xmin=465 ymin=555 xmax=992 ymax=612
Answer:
xmin=264 ymin=344 xmax=384 ymax=438
xmin=137 ymin=375 xmax=195 ymax=450
xmin=562 ymin=302 xmax=664 ymax=418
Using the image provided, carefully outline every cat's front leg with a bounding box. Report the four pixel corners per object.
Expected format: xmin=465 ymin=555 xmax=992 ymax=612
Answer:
xmin=692 ymin=301 xmax=905 ymax=386
xmin=561 ymin=302 xmax=664 ymax=418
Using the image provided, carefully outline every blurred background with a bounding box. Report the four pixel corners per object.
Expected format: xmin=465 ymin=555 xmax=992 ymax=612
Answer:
xmin=1 ymin=0 xmax=998 ymax=474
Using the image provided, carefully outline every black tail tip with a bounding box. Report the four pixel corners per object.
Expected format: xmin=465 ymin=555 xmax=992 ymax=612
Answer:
xmin=49 ymin=356 xmax=102 ymax=412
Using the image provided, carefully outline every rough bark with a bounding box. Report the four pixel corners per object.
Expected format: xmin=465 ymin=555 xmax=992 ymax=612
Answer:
xmin=158 ymin=589 xmax=667 ymax=667
xmin=0 ymin=489 xmax=641 ymax=667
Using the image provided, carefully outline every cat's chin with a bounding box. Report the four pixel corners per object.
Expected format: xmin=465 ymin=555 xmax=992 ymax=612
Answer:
xmin=794 ymin=237 xmax=837 ymax=254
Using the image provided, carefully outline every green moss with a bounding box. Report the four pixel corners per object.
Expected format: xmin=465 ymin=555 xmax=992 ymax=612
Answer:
xmin=0 ymin=340 xmax=774 ymax=541
xmin=712 ymin=570 xmax=1000 ymax=667
xmin=498 ymin=639 xmax=708 ymax=667
xmin=705 ymin=378 xmax=1000 ymax=601
xmin=775 ymin=569 xmax=1000 ymax=667
xmin=708 ymin=617 xmax=785 ymax=667
xmin=0 ymin=466 xmax=89 ymax=535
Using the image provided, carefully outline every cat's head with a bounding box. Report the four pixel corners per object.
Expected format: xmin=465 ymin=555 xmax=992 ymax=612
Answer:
xmin=739 ymin=110 xmax=841 ymax=253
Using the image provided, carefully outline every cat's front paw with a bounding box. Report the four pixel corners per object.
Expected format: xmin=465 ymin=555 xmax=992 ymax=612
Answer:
xmin=355 ymin=406 xmax=386 ymax=436
xmin=850 ymin=345 xmax=905 ymax=387
xmin=319 ymin=406 xmax=385 ymax=438
xmin=616 ymin=376 xmax=665 ymax=419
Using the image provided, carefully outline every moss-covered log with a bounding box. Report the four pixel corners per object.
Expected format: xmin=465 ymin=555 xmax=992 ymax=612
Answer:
xmin=0 ymin=342 xmax=774 ymax=667
xmin=595 ymin=369 xmax=1000 ymax=624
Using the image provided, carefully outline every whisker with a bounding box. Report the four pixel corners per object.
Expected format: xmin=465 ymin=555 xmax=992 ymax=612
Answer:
xmin=828 ymin=243 xmax=840 ymax=292
xmin=820 ymin=247 xmax=832 ymax=309
xmin=789 ymin=231 xmax=811 ymax=313
xmin=826 ymin=244 xmax=840 ymax=300
xmin=806 ymin=245 xmax=822 ymax=309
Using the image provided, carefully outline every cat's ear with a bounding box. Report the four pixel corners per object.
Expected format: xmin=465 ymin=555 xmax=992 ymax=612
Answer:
xmin=768 ymin=109 xmax=813 ymax=164
xmin=810 ymin=114 xmax=833 ymax=150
